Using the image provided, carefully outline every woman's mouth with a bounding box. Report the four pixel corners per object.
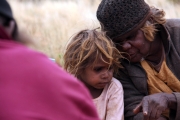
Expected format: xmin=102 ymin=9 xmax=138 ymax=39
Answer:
xmin=129 ymin=53 xmax=136 ymax=59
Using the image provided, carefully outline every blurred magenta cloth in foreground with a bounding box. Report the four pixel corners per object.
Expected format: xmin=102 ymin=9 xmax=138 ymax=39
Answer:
xmin=0 ymin=38 xmax=99 ymax=120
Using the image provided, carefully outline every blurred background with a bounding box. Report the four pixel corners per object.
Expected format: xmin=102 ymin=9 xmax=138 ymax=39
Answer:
xmin=7 ymin=0 xmax=180 ymax=65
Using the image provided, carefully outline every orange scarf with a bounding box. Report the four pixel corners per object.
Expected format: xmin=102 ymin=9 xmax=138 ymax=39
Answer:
xmin=141 ymin=59 xmax=180 ymax=118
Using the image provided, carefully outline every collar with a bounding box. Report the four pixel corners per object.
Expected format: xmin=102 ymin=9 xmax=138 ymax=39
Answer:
xmin=158 ymin=24 xmax=170 ymax=54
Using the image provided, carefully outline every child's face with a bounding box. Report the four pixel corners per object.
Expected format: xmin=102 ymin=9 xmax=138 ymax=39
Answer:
xmin=80 ymin=59 xmax=113 ymax=89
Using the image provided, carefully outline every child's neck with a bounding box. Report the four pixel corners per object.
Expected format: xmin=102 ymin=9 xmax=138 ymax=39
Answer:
xmin=85 ymin=83 xmax=103 ymax=99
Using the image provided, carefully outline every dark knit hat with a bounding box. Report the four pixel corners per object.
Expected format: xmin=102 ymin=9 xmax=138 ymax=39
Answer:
xmin=97 ymin=0 xmax=152 ymax=41
xmin=0 ymin=0 xmax=13 ymax=20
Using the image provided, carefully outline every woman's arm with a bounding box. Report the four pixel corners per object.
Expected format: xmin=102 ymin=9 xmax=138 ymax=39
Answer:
xmin=115 ymin=62 xmax=147 ymax=120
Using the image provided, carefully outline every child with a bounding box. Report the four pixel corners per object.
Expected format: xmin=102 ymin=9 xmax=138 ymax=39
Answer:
xmin=64 ymin=29 xmax=124 ymax=120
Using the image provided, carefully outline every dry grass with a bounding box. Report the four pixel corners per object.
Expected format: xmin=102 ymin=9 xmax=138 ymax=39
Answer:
xmin=145 ymin=0 xmax=180 ymax=18
xmin=7 ymin=0 xmax=180 ymax=65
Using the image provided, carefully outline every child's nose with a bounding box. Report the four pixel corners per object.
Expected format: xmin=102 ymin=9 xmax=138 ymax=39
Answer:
xmin=101 ymin=70 xmax=111 ymax=79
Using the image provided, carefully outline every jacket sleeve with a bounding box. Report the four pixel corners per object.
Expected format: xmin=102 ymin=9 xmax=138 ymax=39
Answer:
xmin=170 ymin=92 xmax=180 ymax=120
xmin=114 ymin=62 xmax=147 ymax=120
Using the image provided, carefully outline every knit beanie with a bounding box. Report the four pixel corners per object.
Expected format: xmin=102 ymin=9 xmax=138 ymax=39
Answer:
xmin=97 ymin=0 xmax=152 ymax=41
xmin=0 ymin=0 xmax=14 ymax=20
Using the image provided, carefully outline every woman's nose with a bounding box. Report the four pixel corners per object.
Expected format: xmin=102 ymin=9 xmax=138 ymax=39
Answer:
xmin=121 ymin=42 xmax=131 ymax=51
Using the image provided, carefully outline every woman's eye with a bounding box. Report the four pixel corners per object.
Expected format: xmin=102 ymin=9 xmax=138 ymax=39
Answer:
xmin=126 ymin=35 xmax=134 ymax=40
xmin=127 ymin=32 xmax=137 ymax=40
xmin=115 ymin=40 xmax=126 ymax=47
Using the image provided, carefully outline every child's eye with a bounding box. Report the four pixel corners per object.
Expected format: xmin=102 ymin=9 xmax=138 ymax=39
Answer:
xmin=108 ymin=66 xmax=113 ymax=71
xmin=94 ymin=67 xmax=103 ymax=72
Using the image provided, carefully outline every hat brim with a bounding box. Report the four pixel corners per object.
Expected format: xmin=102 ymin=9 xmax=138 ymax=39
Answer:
xmin=112 ymin=11 xmax=152 ymax=43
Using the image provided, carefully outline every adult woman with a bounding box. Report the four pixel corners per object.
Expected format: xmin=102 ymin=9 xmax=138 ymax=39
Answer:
xmin=97 ymin=0 xmax=180 ymax=119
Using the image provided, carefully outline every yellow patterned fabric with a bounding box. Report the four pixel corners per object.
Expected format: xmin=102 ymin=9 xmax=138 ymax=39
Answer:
xmin=141 ymin=59 xmax=180 ymax=118
xmin=141 ymin=60 xmax=180 ymax=94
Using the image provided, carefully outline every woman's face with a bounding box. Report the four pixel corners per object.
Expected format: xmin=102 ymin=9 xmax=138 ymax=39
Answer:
xmin=115 ymin=30 xmax=152 ymax=63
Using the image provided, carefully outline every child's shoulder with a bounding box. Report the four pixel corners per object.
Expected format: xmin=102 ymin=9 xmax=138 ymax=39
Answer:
xmin=108 ymin=77 xmax=123 ymax=90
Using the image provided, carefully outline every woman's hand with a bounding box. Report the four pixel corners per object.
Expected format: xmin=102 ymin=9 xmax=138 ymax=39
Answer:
xmin=133 ymin=93 xmax=176 ymax=120
xmin=157 ymin=116 xmax=168 ymax=120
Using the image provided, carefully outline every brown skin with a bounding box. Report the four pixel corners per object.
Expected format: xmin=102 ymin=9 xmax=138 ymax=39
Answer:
xmin=115 ymin=28 xmax=177 ymax=120
xmin=0 ymin=16 xmax=15 ymax=38
xmin=116 ymin=29 xmax=163 ymax=66
xmin=79 ymin=59 xmax=113 ymax=99
xmin=0 ymin=16 xmax=37 ymax=49
xmin=133 ymin=93 xmax=177 ymax=120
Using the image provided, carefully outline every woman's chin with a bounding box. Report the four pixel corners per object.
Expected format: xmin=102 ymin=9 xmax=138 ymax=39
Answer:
xmin=129 ymin=57 xmax=143 ymax=63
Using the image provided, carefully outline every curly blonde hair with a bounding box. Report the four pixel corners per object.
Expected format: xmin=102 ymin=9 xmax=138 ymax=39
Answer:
xmin=141 ymin=6 xmax=166 ymax=41
xmin=63 ymin=29 xmax=123 ymax=78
